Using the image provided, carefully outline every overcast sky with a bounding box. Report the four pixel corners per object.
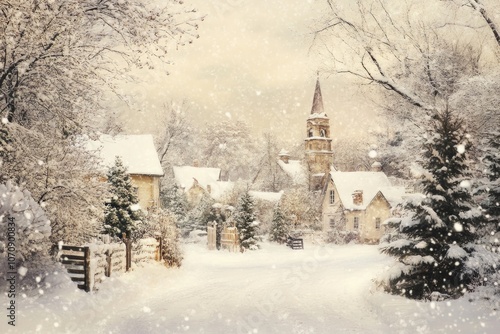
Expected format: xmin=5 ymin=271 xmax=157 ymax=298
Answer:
xmin=116 ymin=0 xmax=380 ymax=144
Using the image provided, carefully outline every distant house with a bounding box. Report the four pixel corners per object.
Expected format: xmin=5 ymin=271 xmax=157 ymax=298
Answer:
xmin=86 ymin=134 xmax=164 ymax=210
xmin=172 ymin=165 xmax=233 ymax=205
xmin=322 ymin=166 xmax=405 ymax=243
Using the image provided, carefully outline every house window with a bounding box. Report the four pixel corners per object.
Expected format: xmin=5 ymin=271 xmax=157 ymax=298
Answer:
xmin=375 ymin=218 xmax=381 ymax=230
xmin=353 ymin=217 xmax=359 ymax=229
xmin=329 ymin=190 xmax=335 ymax=204
xmin=329 ymin=218 xmax=335 ymax=229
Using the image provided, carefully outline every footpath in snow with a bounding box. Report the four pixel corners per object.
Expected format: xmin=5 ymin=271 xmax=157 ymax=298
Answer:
xmin=4 ymin=241 xmax=499 ymax=333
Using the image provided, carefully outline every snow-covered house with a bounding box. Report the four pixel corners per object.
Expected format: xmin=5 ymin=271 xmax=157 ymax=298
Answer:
xmin=276 ymin=149 xmax=307 ymax=186
xmin=86 ymin=134 xmax=164 ymax=210
xmin=322 ymin=166 xmax=405 ymax=243
xmin=172 ymin=165 xmax=233 ymax=205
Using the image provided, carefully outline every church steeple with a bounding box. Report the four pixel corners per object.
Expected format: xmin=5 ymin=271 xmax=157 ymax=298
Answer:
xmin=304 ymin=75 xmax=333 ymax=191
xmin=311 ymin=75 xmax=324 ymax=114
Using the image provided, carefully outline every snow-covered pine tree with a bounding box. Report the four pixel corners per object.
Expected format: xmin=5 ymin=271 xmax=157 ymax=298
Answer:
xmin=161 ymin=183 xmax=189 ymax=228
xmin=482 ymin=131 xmax=500 ymax=233
xmin=103 ymin=156 xmax=143 ymax=240
xmin=234 ymin=191 xmax=259 ymax=251
xmin=380 ymin=109 xmax=482 ymax=300
xmin=186 ymin=193 xmax=214 ymax=233
xmin=269 ymin=201 xmax=289 ymax=244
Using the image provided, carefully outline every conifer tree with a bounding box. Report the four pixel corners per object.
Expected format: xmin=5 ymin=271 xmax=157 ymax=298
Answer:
xmin=161 ymin=183 xmax=189 ymax=228
xmin=269 ymin=202 xmax=289 ymax=244
xmin=234 ymin=191 xmax=259 ymax=251
xmin=380 ymin=109 xmax=482 ymax=300
xmin=482 ymin=131 xmax=500 ymax=231
xmin=103 ymin=156 xmax=143 ymax=240
xmin=186 ymin=193 xmax=215 ymax=232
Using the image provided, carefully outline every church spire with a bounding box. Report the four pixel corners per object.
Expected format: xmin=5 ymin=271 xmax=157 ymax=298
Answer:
xmin=310 ymin=74 xmax=324 ymax=114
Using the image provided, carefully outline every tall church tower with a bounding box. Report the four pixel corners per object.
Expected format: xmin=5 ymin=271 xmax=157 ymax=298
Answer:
xmin=304 ymin=76 xmax=333 ymax=190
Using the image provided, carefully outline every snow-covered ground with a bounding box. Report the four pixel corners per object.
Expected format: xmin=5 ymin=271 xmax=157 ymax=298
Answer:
xmin=4 ymin=242 xmax=499 ymax=333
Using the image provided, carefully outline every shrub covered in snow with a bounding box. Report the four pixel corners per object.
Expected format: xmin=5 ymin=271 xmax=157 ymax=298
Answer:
xmin=145 ymin=208 xmax=183 ymax=267
xmin=0 ymin=181 xmax=53 ymax=286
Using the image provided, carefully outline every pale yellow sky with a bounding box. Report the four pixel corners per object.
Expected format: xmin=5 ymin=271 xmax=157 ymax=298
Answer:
xmin=114 ymin=0 xmax=382 ymax=144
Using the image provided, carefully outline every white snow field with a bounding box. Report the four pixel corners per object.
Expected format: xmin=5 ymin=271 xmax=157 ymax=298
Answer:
xmin=5 ymin=242 xmax=499 ymax=334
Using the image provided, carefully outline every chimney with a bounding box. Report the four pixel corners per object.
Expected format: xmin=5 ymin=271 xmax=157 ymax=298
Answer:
xmin=278 ymin=149 xmax=290 ymax=164
xmin=352 ymin=190 xmax=363 ymax=205
xmin=193 ymin=159 xmax=200 ymax=167
xmin=371 ymin=161 xmax=382 ymax=172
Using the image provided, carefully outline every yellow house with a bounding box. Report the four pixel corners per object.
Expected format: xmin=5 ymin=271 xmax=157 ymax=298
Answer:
xmin=322 ymin=170 xmax=405 ymax=243
xmin=172 ymin=165 xmax=233 ymax=206
xmin=86 ymin=134 xmax=164 ymax=210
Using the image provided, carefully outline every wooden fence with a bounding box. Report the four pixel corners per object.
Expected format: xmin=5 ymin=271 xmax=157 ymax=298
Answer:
xmin=59 ymin=246 xmax=91 ymax=292
xmin=57 ymin=237 xmax=161 ymax=292
xmin=207 ymin=224 xmax=217 ymax=250
xmin=287 ymin=236 xmax=304 ymax=250
xmin=221 ymin=226 xmax=239 ymax=252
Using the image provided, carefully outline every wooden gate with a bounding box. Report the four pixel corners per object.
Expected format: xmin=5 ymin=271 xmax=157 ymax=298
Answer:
xmin=58 ymin=246 xmax=90 ymax=292
xmin=207 ymin=224 xmax=216 ymax=250
xmin=221 ymin=226 xmax=239 ymax=252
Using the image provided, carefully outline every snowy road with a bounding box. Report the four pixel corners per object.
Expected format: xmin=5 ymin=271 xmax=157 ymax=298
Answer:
xmin=6 ymin=242 xmax=500 ymax=334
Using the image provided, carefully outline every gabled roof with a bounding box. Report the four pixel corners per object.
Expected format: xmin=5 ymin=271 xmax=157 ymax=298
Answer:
xmin=330 ymin=171 xmax=405 ymax=210
xmin=172 ymin=166 xmax=233 ymax=200
xmin=85 ymin=134 xmax=164 ymax=176
xmin=277 ymin=159 xmax=307 ymax=185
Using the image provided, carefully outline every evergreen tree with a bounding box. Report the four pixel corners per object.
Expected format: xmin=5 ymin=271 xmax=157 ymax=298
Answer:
xmin=186 ymin=193 xmax=214 ymax=233
xmin=269 ymin=202 xmax=289 ymax=244
xmin=103 ymin=156 xmax=143 ymax=240
xmin=161 ymin=183 xmax=189 ymax=228
xmin=234 ymin=191 xmax=259 ymax=251
xmin=380 ymin=109 xmax=482 ymax=300
xmin=482 ymin=131 xmax=500 ymax=231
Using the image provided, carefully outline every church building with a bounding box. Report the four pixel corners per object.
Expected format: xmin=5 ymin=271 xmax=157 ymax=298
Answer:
xmin=304 ymin=77 xmax=334 ymax=191
xmin=302 ymin=76 xmax=405 ymax=242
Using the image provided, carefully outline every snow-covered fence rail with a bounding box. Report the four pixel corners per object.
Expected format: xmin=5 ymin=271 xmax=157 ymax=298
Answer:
xmin=133 ymin=238 xmax=161 ymax=264
xmin=57 ymin=237 xmax=161 ymax=292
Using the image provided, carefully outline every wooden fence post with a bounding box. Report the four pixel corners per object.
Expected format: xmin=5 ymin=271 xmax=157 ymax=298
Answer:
xmin=105 ymin=250 xmax=112 ymax=277
xmin=155 ymin=237 xmax=163 ymax=261
xmin=124 ymin=239 xmax=132 ymax=271
xmin=84 ymin=247 xmax=91 ymax=292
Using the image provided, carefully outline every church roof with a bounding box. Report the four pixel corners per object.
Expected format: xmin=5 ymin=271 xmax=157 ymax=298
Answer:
xmin=330 ymin=171 xmax=405 ymax=210
xmin=85 ymin=134 xmax=164 ymax=176
xmin=310 ymin=77 xmax=325 ymax=114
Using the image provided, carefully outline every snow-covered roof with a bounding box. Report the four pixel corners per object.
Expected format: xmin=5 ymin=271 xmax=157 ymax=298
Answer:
xmin=278 ymin=149 xmax=290 ymax=157
xmin=307 ymin=112 xmax=329 ymax=120
xmin=331 ymin=171 xmax=405 ymax=210
xmin=85 ymin=134 xmax=163 ymax=176
xmin=277 ymin=159 xmax=307 ymax=185
xmin=249 ymin=190 xmax=284 ymax=202
xmin=172 ymin=166 xmax=233 ymax=200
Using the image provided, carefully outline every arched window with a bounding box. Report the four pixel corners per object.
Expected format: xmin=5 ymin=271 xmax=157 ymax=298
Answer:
xmin=308 ymin=129 xmax=313 ymax=137
xmin=320 ymin=129 xmax=326 ymax=137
